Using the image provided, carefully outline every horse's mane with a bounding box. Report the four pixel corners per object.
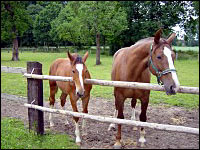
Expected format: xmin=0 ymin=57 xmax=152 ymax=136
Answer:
xmin=134 ymin=37 xmax=154 ymax=46
xmin=74 ymin=56 xmax=83 ymax=64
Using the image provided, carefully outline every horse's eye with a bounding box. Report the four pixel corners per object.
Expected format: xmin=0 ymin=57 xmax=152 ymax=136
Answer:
xmin=157 ymin=56 xmax=161 ymax=59
xmin=72 ymin=70 xmax=75 ymax=73
xmin=85 ymin=70 xmax=88 ymax=73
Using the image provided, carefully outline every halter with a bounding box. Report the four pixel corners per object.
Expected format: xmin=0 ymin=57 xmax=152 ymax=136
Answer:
xmin=148 ymin=43 xmax=177 ymax=85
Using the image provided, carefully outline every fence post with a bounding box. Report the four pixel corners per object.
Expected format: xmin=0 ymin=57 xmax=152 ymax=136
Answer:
xmin=27 ymin=62 xmax=44 ymax=135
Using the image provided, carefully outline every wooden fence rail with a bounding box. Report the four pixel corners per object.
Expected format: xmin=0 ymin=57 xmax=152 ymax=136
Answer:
xmin=23 ymin=73 xmax=199 ymax=95
xmin=24 ymin=103 xmax=199 ymax=135
xmin=1 ymin=66 xmax=199 ymax=95
xmin=1 ymin=66 xmax=26 ymax=74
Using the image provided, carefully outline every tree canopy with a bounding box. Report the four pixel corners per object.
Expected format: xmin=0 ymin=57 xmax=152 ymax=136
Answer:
xmin=1 ymin=1 xmax=31 ymax=60
xmin=1 ymin=1 xmax=199 ymax=62
xmin=1 ymin=1 xmax=31 ymax=41
xmin=33 ymin=2 xmax=63 ymax=47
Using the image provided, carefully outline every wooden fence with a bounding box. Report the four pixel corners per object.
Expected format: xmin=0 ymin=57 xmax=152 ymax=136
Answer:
xmin=24 ymin=103 xmax=199 ymax=135
xmin=1 ymin=66 xmax=26 ymax=74
xmin=23 ymin=73 xmax=199 ymax=95
xmin=1 ymin=63 xmax=199 ymax=136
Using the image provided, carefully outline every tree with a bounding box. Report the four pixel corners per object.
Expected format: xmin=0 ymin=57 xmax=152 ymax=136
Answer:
xmin=52 ymin=1 xmax=127 ymax=65
xmin=179 ymin=1 xmax=199 ymax=43
xmin=79 ymin=1 xmax=127 ymax=65
xmin=110 ymin=1 xmax=198 ymax=54
xmin=21 ymin=3 xmax=44 ymax=47
xmin=1 ymin=1 xmax=31 ymax=61
xmin=33 ymin=2 xmax=63 ymax=49
xmin=50 ymin=2 xmax=84 ymax=50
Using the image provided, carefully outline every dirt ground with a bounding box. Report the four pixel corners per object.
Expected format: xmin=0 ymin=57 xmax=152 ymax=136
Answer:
xmin=1 ymin=95 xmax=199 ymax=149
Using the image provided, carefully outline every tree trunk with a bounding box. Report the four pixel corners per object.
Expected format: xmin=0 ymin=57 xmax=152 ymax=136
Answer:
xmin=103 ymin=35 xmax=105 ymax=54
xmin=96 ymin=33 xmax=101 ymax=65
xmin=47 ymin=43 xmax=49 ymax=52
xmin=12 ymin=37 xmax=19 ymax=61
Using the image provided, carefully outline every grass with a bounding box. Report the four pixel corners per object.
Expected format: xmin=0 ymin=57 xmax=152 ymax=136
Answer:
xmin=1 ymin=117 xmax=79 ymax=149
xmin=1 ymin=51 xmax=199 ymax=109
xmin=173 ymin=46 xmax=199 ymax=52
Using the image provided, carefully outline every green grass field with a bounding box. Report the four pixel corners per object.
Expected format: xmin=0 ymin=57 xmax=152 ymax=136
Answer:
xmin=173 ymin=46 xmax=199 ymax=52
xmin=1 ymin=117 xmax=79 ymax=149
xmin=1 ymin=51 xmax=199 ymax=108
xmin=1 ymin=51 xmax=199 ymax=149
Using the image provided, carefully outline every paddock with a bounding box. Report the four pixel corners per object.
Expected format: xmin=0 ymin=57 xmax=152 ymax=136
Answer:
xmin=1 ymin=63 xmax=199 ymax=148
xmin=2 ymin=93 xmax=199 ymax=149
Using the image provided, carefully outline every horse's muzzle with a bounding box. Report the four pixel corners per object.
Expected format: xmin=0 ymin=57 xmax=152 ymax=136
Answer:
xmin=76 ymin=91 xmax=84 ymax=98
xmin=165 ymin=84 xmax=176 ymax=95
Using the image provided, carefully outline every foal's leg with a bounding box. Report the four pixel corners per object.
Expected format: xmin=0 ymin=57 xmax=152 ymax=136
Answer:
xmin=49 ymin=80 xmax=58 ymax=127
xmin=108 ymin=109 xmax=118 ymax=131
xmin=139 ymin=97 xmax=149 ymax=147
xmin=69 ymin=92 xmax=81 ymax=145
xmin=81 ymin=94 xmax=90 ymax=136
xmin=131 ymin=98 xmax=137 ymax=130
xmin=60 ymin=92 xmax=69 ymax=125
xmin=113 ymin=92 xmax=125 ymax=149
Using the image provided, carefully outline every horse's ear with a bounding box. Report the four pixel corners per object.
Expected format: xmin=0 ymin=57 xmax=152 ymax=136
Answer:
xmin=154 ymin=29 xmax=162 ymax=44
xmin=67 ymin=51 xmax=75 ymax=63
xmin=167 ymin=33 xmax=176 ymax=44
xmin=82 ymin=51 xmax=89 ymax=63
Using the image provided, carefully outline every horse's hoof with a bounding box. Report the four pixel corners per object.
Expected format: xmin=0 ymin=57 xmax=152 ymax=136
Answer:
xmin=64 ymin=120 xmax=70 ymax=126
xmin=140 ymin=142 xmax=145 ymax=148
xmin=50 ymin=123 xmax=55 ymax=128
xmin=133 ymin=126 xmax=138 ymax=131
xmin=113 ymin=144 xmax=121 ymax=149
xmin=113 ymin=141 xmax=122 ymax=149
xmin=82 ymin=132 xmax=87 ymax=137
xmin=76 ymin=142 xmax=81 ymax=146
xmin=139 ymin=138 xmax=146 ymax=147
xmin=108 ymin=124 xmax=116 ymax=131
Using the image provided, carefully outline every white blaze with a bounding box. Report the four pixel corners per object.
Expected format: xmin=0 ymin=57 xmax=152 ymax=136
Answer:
xmin=163 ymin=47 xmax=180 ymax=92
xmin=76 ymin=64 xmax=84 ymax=90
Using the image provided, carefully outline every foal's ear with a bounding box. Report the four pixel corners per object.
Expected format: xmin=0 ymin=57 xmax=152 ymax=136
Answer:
xmin=82 ymin=51 xmax=89 ymax=63
xmin=67 ymin=51 xmax=75 ymax=63
xmin=167 ymin=33 xmax=176 ymax=44
xmin=154 ymin=29 xmax=162 ymax=44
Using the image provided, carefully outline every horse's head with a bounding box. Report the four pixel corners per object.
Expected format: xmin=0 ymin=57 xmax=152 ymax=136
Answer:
xmin=149 ymin=29 xmax=180 ymax=95
xmin=68 ymin=51 xmax=89 ymax=98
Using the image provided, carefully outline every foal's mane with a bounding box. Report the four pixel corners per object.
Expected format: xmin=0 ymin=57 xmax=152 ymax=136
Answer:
xmin=71 ymin=54 xmax=84 ymax=65
xmin=74 ymin=56 xmax=83 ymax=64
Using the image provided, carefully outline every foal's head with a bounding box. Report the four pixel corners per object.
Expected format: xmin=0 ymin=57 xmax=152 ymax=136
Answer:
xmin=68 ymin=51 xmax=89 ymax=98
xmin=149 ymin=29 xmax=180 ymax=95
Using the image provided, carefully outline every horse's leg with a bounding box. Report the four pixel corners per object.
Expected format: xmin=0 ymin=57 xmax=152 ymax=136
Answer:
xmin=81 ymin=94 xmax=90 ymax=136
xmin=69 ymin=92 xmax=81 ymax=145
xmin=60 ymin=92 xmax=69 ymax=125
xmin=131 ymin=98 xmax=137 ymax=130
xmin=108 ymin=109 xmax=118 ymax=131
xmin=138 ymin=97 xmax=149 ymax=147
xmin=49 ymin=80 xmax=58 ymax=127
xmin=113 ymin=92 xmax=125 ymax=149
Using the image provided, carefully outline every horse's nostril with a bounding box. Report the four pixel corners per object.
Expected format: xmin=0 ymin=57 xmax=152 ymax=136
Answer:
xmin=170 ymin=85 xmax=176 ymax=94
xmin=77 ymin=92 xmax=84 ymax=98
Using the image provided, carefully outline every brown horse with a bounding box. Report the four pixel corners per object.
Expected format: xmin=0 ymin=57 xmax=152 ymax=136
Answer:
xmin=49 ymin=51 xmax=92 ymax=145
xmin=108 ymin=29 xmax=180 ymax=148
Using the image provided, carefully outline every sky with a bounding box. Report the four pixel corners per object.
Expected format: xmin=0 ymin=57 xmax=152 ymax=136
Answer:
xmin=172 ymin=2 xmax=198 ymax=40
xmin=172 ymin=25 xmax=185 ymax=40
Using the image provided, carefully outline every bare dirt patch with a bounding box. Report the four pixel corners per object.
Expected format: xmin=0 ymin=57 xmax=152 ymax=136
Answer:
xmin=1 ymin=96 xmax=199 ymax=149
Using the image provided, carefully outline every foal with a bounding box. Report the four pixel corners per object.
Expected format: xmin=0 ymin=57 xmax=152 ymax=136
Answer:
xmin=109 ymin=29 xmax=180 ymax=148
xmin=49 ymin=51 xmax=92 ymax=145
